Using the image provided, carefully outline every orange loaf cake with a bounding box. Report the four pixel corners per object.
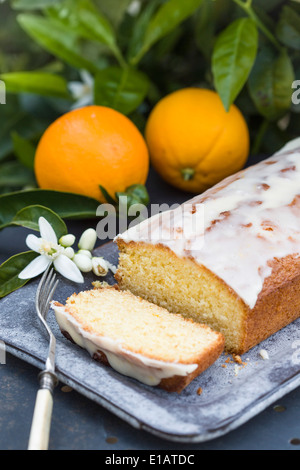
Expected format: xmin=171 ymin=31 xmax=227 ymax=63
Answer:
xmin=52 ymin=286 xmax=224 ymax=392
xmin=115 ymin=138 xmax=300 ymax=355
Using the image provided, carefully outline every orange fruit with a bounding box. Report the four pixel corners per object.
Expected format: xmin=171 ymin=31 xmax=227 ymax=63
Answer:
xmin=145 ymin=88 xmax=249 ymax=193
xmin=35 ymin=105 xmax=149 ymax=202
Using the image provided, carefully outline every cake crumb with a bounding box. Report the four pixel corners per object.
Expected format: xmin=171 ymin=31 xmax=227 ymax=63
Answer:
xmin=92 ymin=280 xmax=109 ymax=289
xmin=232 ymin=353 xmax=247 ymax=366
xmin=234 ymin=364 xmax=240 ymax=376
xmin=232 ymin=354 xmax=242 ymax=364
xmin=259 ymin=349 xmax=269 ymax=360
xmin=61 ymin=385 xmax=73 ymax=393
xmin=196 ymin=387 xmax=203 ymax=395
xmin=221 ymin=364 xmax=227 ymax=368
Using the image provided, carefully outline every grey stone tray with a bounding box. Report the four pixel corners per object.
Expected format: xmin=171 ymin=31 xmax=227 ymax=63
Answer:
xmin=1 ymin=241 xmax=300 ymax=443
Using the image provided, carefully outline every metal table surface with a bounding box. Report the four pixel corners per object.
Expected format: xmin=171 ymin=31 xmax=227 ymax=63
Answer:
xmin=0 ymin=162 xmax=299 ymax=451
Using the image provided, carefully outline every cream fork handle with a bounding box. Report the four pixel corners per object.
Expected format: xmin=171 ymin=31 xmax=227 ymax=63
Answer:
xmin=28 ymin=388 xmax=53 ymax=450
xmin=28 ymin=370 xmax=57 ymax=450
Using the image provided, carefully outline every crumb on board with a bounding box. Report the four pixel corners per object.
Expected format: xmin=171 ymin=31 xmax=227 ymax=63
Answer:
xmin=222 ymin=354 xmax=248 ymax=370
xmin=259 ymin=349 xmax=269 ymax=360
xmin=196 ymin=387 xmax=203 ymax=396
xmin=232 ymin=354 xmax=247 ymax=366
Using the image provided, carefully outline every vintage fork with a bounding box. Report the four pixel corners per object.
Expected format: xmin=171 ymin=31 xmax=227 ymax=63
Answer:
xmin=28 ymin=266 xmax=59 ymax=451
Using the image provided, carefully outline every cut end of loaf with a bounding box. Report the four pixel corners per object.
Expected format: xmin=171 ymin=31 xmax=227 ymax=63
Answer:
xmin=52 ymin=285 xmax=224 ymax=392
xmin=115 ymin=239 xmax=248 ymax=354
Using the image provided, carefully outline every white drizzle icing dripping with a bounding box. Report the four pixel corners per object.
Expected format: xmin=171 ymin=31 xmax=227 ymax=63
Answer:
xmin=52 ymin=303 xmax=198 ymax=386
xmin=117 ymin=138 xmax=300 ymax=309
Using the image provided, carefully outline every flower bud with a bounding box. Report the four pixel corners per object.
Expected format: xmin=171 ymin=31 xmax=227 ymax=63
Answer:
xmin=91 ymin=257 xmax=109 ymax=276
xmin=73 ymin=253 xmax=93 ymax=272
xmin=78 ymin=228 xmax=97 ymax=251
xmin=77 ymin=249 xmax=92 ymax=258
xmin=59 ymin=234 xmax=76 ymax=247
xmin=64 ymin=247 xmax=75 ymax=259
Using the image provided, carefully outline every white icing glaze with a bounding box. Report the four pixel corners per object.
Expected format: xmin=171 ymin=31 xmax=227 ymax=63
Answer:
xmin=117 ymin=138 xmax=300 ymax=309
xmin=52 ymin=303 xmax=198 ymax=386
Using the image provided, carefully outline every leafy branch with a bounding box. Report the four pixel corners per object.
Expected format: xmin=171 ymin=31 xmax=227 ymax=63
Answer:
xmin=1 ymin=0 xmax=300 ymax=191
xmin=232 ymin=0 xmax=282 ymax=51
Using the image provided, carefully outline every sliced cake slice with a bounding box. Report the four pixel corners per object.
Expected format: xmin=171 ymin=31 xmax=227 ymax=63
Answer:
xmin=52 ymin=285 xmax=224 ymax=392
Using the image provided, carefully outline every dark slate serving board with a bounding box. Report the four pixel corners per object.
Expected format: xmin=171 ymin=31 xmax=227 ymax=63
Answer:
xmin=0 ymin=241 xmax=299 ymax=443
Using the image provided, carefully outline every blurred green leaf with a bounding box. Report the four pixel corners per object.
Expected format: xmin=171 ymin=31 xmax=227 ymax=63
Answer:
xmin=17 ymin=13 xmax=99 ymax=72
xmin=123 ymin=184 xmax=150 ymax=206
xmin=0 ymin=161 xmax=36 ymax=189
xmin=99 ymin=185 xmax=117 ymax=204
xmin=11 ymin=131 xmax=36 ymax=169
xmin=127 ymin=0 xmax=161 ymax=61
xmin=78 ymin=4 xmax=125 ymax=65
xmin=100 ymin=183 xmax=150 ymax=213
xmin=11 ymin=204 xmax=67 ymax=237
xmin=0 ymin=251 xmax=39 ymax=298
xmin=45 ymin=0 xmax=112 ymax=44
xmin=94 ymin=66 xmax=149 ymax=115
xmin=212 ymin=18 xmax=258 ymax=111
xmin=276 ymin=5 xmax=300 ymax=50
xmin=12 ymin=0 xmax=62 ymax=9
xmin=95 ymin=0 xmax=133 ymax=28
xmin=248 ymin=46 xmax=295 ymax=121
xmin=0 ymin=189 xmax=100 ymax=230
xmin=194 ymin=0 xmax=216 ymax=60
xmin=78 ymin=6 xmax=116 ymax=47
xmin=0 ymin=71 xmax=70 ymax=98
xmin=131 ymin=0 xmax=204 ymax=64
xmin=252 ymin=0 xmax=284 ymax=12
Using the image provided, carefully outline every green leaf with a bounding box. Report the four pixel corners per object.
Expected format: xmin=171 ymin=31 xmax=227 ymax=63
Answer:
xmin=248 ymin=46 xmax=295 ymax=121
xmin=11 ymin=132 xmax=36 ymax=170
xmin=11 ymin=205 xmax=67 ymax=238
xmin=0 ymin=189 xmax=99 ymax=230
xmin=0 ymin=251 xmax=39 ymax=298
xmin=95 ymin=0 xmax=133 ymax=28
xmin=0 ymin=71 xmax=70 ymax=99
xmin=45 ymin=0 xmax=111 ymax=44
xmin=194 ymin=0 xmax=216 ymax=60
xmin=77 ymin=5 xmax=125 ymax=65
xmin=78 ymin=6 xmax=116 ymax=47
xmin=99 ymin=185 xmax=117 ymax=205
xmin=94 ymin=66 xmax=149 ymax=115
xmin=100 ymin=184 xmax=150 ymax=210
xmin=0 ymin=161 xmax=36 ymax=189
xmin=12 ymin=0 xmax=62 ymax=9
xmin=276 ymin=5 xmax=300 ymax=50
xmin=127 ymin=0 xmax=161 ymax=61
xmin=212 ymin=18 xmax=258 ymax=111
xmin=17 ymin=13 xmax=98 ymax=73
xmin=131 ymin=0 xmax=204 ymax=64
xmin=124 ymin=184 xmax=150 ymax=206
